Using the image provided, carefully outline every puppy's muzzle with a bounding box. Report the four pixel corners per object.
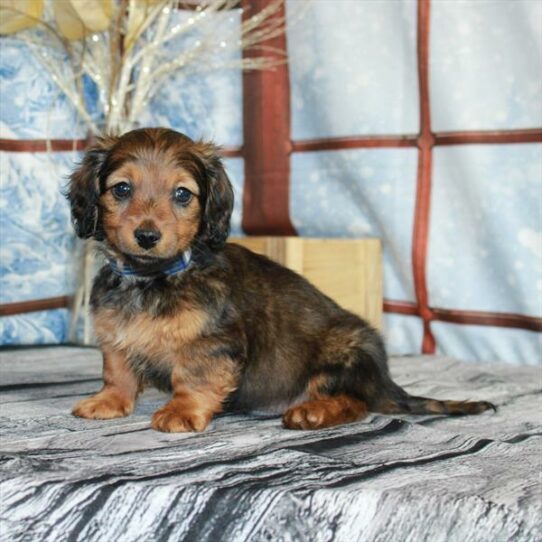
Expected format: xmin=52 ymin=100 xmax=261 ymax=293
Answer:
xmin=134 ymin=228 xmax=162 ymax=249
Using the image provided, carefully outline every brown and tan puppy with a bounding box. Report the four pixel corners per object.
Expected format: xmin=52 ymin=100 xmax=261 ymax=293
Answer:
xmin=67 ymin=127 xmax=494 ymax=432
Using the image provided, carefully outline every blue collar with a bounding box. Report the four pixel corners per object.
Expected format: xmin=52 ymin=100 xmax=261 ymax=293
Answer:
xmin=108 ymin=250 xmax=192 ymax=278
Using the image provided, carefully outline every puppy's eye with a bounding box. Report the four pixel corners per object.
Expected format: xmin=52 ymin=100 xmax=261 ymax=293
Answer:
xmin=111 ymin=182 xmax=132 ymax=200
xmin=174 ymin=187 xmax=193 ymax=206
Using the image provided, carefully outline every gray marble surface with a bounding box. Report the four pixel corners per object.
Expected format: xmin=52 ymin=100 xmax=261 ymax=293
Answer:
xmin=0 ymin=347 xmax=540 ymax=542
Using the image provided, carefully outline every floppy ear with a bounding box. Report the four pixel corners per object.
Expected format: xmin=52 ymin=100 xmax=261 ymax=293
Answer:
xmin=67 ymin=136 xmax=117 ymax=240
xmin=195 ymin=143 xmax=234 ymax=251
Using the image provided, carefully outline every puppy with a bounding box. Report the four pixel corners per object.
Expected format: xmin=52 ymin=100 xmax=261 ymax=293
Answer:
xmin=68 ymin=127 xmax=494 ymax=432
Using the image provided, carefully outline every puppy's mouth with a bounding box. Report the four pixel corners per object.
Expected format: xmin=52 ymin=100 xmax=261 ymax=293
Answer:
xmin=117 ymin=243 xmax=178 ymax=263
xmin=110 ymin=250 xmax=190 ymax=277
xmin=103 ymin=243 xmax=182 ymax=268
xmin=123 ymin=252 xmax=180 ymax=269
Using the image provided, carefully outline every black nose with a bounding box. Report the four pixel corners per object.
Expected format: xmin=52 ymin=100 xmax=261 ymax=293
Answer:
xmin=134 ymin=229 xmax=161 ymax=249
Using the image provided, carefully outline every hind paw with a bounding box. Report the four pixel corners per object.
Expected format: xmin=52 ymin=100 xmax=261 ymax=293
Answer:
xmin=283 ymin=395 xmax=368 ymax=430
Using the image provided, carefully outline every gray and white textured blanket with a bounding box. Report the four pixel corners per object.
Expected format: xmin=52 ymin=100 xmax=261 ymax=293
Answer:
xmin=0 ymin=347 xmax=540 ymax=542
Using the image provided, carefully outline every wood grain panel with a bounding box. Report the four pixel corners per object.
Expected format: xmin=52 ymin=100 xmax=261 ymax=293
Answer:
xmin=0 ymin=347 xmax=539 ymax=541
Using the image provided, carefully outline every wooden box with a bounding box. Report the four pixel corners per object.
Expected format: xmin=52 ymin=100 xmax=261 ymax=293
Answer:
xmin=228 ymin=237 xmax=382 ymax=329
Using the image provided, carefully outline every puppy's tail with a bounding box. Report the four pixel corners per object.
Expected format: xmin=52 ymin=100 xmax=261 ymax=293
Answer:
xmin=376 ymin=382 xmax=496 ymax=416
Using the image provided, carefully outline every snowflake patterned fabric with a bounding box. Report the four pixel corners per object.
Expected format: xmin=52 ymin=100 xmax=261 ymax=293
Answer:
xmin=286 ymin=0 xmax=541 ymax=364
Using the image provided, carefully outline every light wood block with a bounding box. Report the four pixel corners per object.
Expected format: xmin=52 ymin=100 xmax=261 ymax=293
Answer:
xmin=229 ymin=237 xmax=383 ymax=329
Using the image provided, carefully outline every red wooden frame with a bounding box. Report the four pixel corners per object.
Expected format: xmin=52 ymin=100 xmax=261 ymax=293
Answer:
xmin=240 ymin=0 xmax=296 ymax=235
xmin=1 ymin=0 xmax=541 ymax=352
xmin=0 ymin=296 xmax=70 ymax=317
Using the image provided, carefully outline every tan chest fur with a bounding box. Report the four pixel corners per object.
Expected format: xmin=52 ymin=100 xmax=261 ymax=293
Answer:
xmin=93 ymin=306 xmax=209 ymax=361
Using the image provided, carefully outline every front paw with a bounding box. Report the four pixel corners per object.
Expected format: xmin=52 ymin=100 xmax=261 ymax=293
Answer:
xmin=151 ymin=405 xmax=211 ymax=433
xmin=72 ymin=391 xmax=133 ymax=420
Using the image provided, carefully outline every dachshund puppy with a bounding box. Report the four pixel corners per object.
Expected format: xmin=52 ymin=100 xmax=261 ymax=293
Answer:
xmin=68 ymin=128 xmax=494 ymax=432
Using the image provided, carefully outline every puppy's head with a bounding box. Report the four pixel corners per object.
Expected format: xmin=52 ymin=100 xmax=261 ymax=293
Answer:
xmin=67 ymin=128 xmax=234 ymax=262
